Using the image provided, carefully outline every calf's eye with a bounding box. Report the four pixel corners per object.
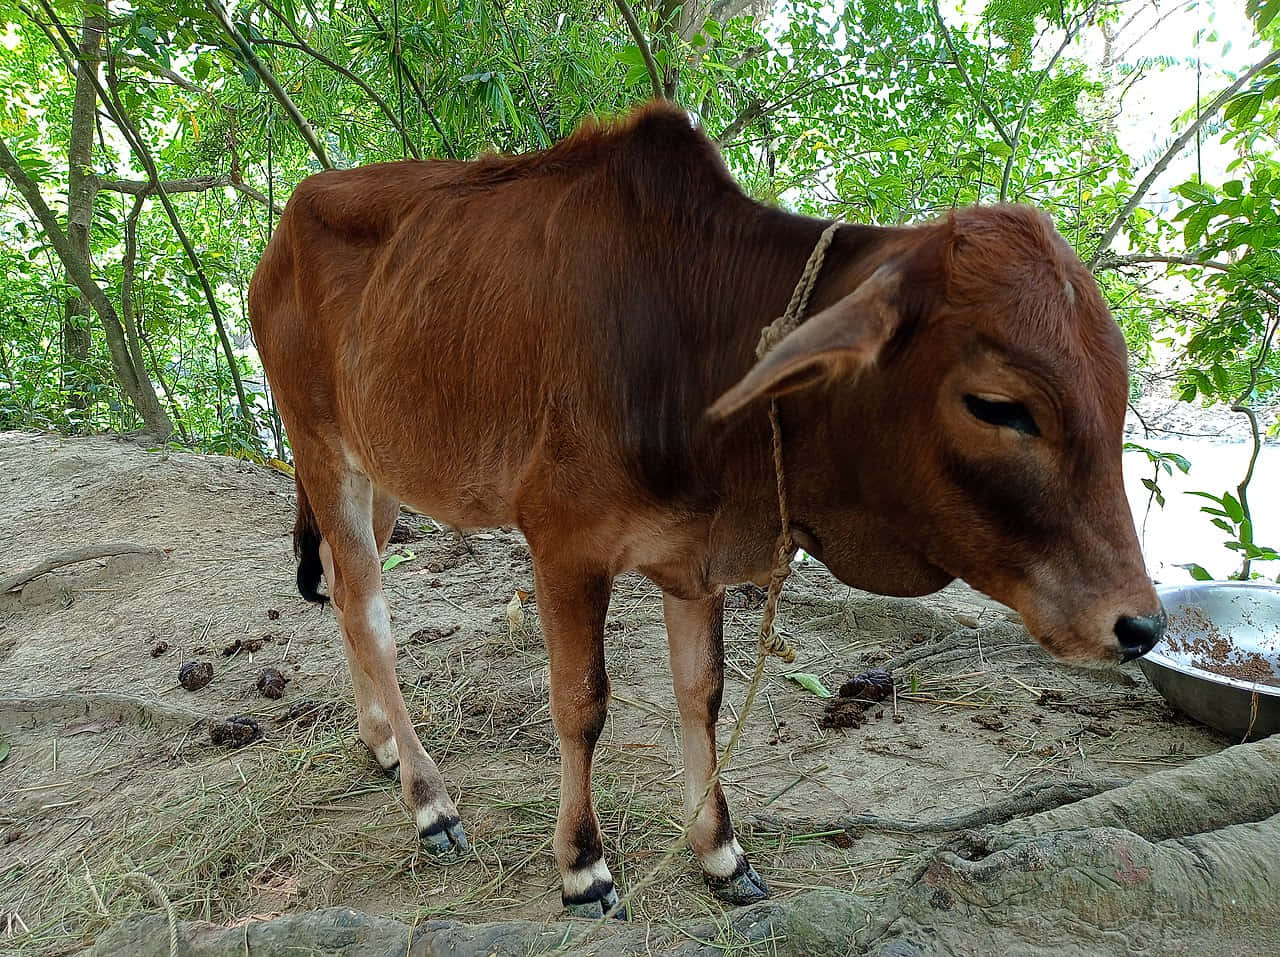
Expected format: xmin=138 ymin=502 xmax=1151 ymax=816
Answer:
xmin=964 ymin=394 xmax=1040 ymax=437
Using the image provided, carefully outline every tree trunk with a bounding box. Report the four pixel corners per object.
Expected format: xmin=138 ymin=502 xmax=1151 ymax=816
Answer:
xmin=62 ymin=13 xmax=104 ymax=412
xmin=0 ymin=136 xmax=173 ymax=440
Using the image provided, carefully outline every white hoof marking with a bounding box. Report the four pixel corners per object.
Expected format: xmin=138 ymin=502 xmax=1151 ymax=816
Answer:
xmin=563 ymin=858 xmax=614 ymax=897
xmin=414 ymin=797 xmax=458 ymax=833
xmin=700 ymin=838 xmax=746 ymax=878
xmin=372 ymin=736 xmax=400 ymax=769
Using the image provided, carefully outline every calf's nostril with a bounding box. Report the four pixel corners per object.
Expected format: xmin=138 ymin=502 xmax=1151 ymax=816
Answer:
xmin=1114 ymin=609 xmax=1167 ymax=661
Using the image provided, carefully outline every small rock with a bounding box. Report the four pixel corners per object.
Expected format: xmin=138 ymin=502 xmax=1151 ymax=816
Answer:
xmin=892 ymin=714 xmax=905 ymax=724
xmin=954 ymin=612 xmax=981 ymax=628
xmin=149 ymin=640 xmax=169 ymax=658
xmin=209 ymin=716 xmax=261 ymax=748
xmin=256 ymin=667 xmax=289 ymax=699
xmin=267 ymin=608 xmax=281 ymax=621
xmin=178 ymin=660 xmax=214 ymax=691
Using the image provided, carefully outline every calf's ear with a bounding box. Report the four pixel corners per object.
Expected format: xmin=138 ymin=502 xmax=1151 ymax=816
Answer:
xmin=707 ymin=265 xmax=901 ymax=420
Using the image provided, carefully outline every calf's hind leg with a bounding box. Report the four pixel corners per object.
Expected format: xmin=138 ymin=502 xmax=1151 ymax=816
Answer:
xmin=309 ymin=471 xmax=468 ymax=855
xmin=319 ymin=490 xmax=402 ymax=771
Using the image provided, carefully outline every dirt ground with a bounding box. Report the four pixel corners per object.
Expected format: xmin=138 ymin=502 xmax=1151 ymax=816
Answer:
xmin=0 ymin=432 xmax=1232 ymax=954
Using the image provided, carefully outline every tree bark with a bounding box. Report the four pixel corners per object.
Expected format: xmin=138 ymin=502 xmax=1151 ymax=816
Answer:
xmin=62 ymin=13 xmax=104 ymax=412
xmin=0 ymin=136 xmax=173 ymax=438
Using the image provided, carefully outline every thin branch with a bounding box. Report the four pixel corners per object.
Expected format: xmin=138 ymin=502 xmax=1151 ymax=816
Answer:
xmin=256 ymin=2 xmax=421 ymax=159
xmin=1097 ymin=253 xmax=1280 ymax=305
xmin=361 ymin=3 xmax=456 ymax=158
xmin=1087 ymin=46 xmax=1280 ymax=267
xmin=15 ymin=2 xmax=74 ymax=73
xmin=123 ymin=194 xmax=190 ymax=443
xmin=116 ymin=54 xmax=208 ymax=94
xmin=715 ymin=96 xmax=764 ymax=146
xmin=1001 ymin=3 xmax=1098 ymax=202
xmin=97 ymin=173 xmax=282 ymax=214
xmin=96 ymin=48 xmax=252 ymax=424
xmin=613 ymin=0 xmax=664 ymax=101
xmin=494 ymin=0 xmax=552 ymax=144
xmin=931 ymin=0 xmax=1013 ymax=147
xmin=229 ymin=179 xmax=282 ymax=214
xmin=203 ymin=0 xmax=333 ymax=169
xmin=1230 ymin=314 xmax=1279 ymax=579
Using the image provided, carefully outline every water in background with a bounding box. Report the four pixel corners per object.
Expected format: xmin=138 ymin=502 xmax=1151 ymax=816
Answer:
xmin=1124 ymin=439 xmax=1279 ymax=584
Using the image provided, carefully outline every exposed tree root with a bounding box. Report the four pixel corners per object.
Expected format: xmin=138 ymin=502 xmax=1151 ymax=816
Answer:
xmin=753 ymin=777 xmax=1126 ymax=836
xmin=880 ymin=622 xmax=1029 ymax=671
xmin=0 ymin=543 xmax=165 ymax=593
xmin=0 ymin=691 xmax=203 ymax=734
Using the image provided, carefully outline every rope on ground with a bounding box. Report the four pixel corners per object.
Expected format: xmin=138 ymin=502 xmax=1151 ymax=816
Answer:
xmin=119 ymin=871 xmax=178 ymax=957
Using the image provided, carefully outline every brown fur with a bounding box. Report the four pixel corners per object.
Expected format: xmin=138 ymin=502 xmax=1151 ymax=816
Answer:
xmin=249 ymin=102 xmax=1163 ymax=911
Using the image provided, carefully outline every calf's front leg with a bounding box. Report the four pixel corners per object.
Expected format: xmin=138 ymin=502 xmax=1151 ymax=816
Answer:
xmin=534 ymin=561 xmax=624 ymax=918
xmin=663 ymin=590 xmax=770 ymax=904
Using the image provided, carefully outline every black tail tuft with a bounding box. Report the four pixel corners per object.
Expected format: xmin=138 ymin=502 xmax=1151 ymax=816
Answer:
xmin=293 ymin=474 xmax=329 ymax=605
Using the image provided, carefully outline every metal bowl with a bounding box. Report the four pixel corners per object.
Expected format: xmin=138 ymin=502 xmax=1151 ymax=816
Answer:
xmin=1137 ymin=583 xmax=1280 ymax=741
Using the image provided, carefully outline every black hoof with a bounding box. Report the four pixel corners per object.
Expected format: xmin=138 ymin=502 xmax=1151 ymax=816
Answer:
xmin=707 ymin=863 xmax=771 ymax=906
xmin=418 ymin=814 xmax=470 ymax=857
xmin=564 ymin=880 xmax=628 ymax=920
xmin=383 ymin=760 xmax=400 ymax=782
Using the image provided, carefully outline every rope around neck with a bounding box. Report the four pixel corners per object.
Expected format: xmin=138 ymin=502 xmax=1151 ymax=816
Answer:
xmin=571 ymin=221 xmax=842 ymax=935
xmin=754 ymin=217 xmax=841 ymax=664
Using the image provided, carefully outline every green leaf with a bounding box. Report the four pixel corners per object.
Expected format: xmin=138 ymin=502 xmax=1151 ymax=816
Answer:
xmin=1252 ymin=0 xmax=1280 ymax=31
xmin=785 ymin=672 xmax=833 ymax=698
xmin=1183 ymin=206 xmax=1213 ymax=247
xmin=194 ymin=53 xmax=211 ymax=82
xmin=1222 ymin=492 xmax=1245 ymax=524
xmin=1224 ymin=92 xmax=1263 ymax=126
xmin=1180 ymin=563 xmax=1214 ymax=581
xmin=381 ymin=549 xmax=416 ymax=572
xmin=1175 ymin=181 xmax=1216 ymax=204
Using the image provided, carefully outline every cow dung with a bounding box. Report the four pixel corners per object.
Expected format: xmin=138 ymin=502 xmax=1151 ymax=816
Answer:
xmin=256 ymin=667 xmax=289 ymax=699
xmin=178 ymin=659 xmax=214 ymax=691
xmin=209 ymin=715 xmax=261 ymax=748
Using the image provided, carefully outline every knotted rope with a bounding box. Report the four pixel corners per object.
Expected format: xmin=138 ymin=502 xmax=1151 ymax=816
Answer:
xmin=753 ymin=218 xmax=842 ymax=664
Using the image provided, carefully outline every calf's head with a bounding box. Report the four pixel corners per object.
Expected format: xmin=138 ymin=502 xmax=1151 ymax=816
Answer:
xmin=711 ymin=206 xmax=1164 ymax=663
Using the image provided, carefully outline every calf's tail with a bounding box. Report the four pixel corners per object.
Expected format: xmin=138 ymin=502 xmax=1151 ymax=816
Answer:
xmin=294 ymin=474 xmax=328 ymax=605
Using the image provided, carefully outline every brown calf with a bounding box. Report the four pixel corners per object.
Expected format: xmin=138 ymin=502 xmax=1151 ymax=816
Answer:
xmin=248 ymin=103 xmax=1164 ymax=917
